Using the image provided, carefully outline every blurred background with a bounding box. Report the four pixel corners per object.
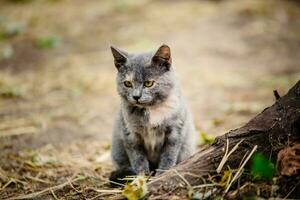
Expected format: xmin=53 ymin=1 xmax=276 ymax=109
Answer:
xmin=0 ymin=0 xmax=299 ymax=198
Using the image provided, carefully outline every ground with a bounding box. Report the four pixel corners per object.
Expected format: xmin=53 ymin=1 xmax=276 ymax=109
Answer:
xmin=0 ymin=0 xmax=299 ymax=199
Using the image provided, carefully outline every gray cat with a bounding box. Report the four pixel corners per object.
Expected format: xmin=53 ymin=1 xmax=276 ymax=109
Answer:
xmin=109 ymin=44 xmax=197 ymax=183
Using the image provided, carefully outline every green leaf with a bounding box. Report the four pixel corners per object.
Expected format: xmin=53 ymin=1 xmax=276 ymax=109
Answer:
xmin=35 ymin=36 xmax=61 ymax=49
xmin=0 ymin=86 xmax=23 ymax=98
xmin=2 ymin=22 xmax=26 ymax=38
xmin=198 ymin=132 xmax=215 ymax=145
xmin=75 ymin=175 xmax=87 ymax=181
xmin=250 ymin=153 xmax=275 ymax=180
xmin=114 ymin=0 xmax=129 ymax=12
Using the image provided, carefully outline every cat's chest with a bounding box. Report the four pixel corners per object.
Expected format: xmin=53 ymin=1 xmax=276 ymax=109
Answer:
xmin=124 ymin=115 xmax=164 ymax=153
xmin=125 ymin=114 xmax=169 ymax=162
xmin=144 ymin=126 xmax=164 ymax=145
xmin=141 ymin=126 xmax=165 ymax=160
xmin=126 ymin=113 xmax=167 ymax=153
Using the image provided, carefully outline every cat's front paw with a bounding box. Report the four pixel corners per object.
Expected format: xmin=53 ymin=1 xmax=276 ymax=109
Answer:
xmin=134 ymin=165 xmax=150 ymax=176
xmin=136 ymin=169 xmax=150 ymax=176
xmin=109 ymin=167 xmax=137 ymax=186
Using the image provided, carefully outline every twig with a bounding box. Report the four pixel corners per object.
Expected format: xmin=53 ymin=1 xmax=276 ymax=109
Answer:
xmin=201 ymin=188 xmax=217 ymax=199
xmin=51 ymin=189 xmax=59 ymax=200
xmin=150 ymin=187 xmax=178 ymax=200
xmin=148 ymin=169 xmax=172 ymax=185
xmin=238 ymin=150 xmax=249 ymax=168
xmin=217 ymin=139 xmax=244 ymax=173
xmin=184 ymin=172 xmax=207 ymax=184
xmin=1 ymin=178 xmax=27 ymax=191
xmin=225 ymin=145 xmax=257 ymax=193
xmin=217 ymin=138 xmax=229 ymax=173
xmin=68 ymin=178 xmax=82 ymax=193
xmin=0 ymin=126 xmax=39 ymax=137
xmin=25 ymin=175 xmax=52 ymax=184
xmin=108 ymin=180 xmax=125 ymax=187
xmin=1 ymin=180 xmax=13 ymax=190
xmin=146 ymin=171 xmax=154 ymax=182
xmin=155 ymin=168 xmax=169 ymax=172
xmin=227 ymin=182 xmax=255 ymax=198
xmin=87 ymin=188 xmax=122 ymax=193
xmin=87 ymin=193 xmax=109 ymax=200
xmin=273 ymin=90 xmax=281 ymax=100
xmin=172 ymin=169 xmax=191 ymax=188
xmin=5 ymin=176 xmax=83 ymax=200
xmin=0 ymin=167 xmax=9 ymax=182
xmin=192 ymin=183 xmax=216 ymax=189
xmin=284 ymin=179 xmax=300 ymax=199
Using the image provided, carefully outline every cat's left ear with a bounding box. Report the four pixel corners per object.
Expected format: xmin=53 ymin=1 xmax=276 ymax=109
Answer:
xmin=152 ymin=44 xmax=172 ymax=70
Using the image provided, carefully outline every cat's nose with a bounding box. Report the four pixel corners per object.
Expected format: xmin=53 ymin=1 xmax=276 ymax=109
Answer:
xmin=133 ymin=95 xmax=141 ymax=101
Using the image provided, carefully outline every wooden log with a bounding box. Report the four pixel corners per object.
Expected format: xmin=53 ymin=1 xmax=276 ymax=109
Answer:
xmin=148 ymin=80 xmax=300 ymax=199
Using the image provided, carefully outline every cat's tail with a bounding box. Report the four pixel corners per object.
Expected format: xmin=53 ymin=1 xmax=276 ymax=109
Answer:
xmin=109 ymin=167 xmax=136 ymax=186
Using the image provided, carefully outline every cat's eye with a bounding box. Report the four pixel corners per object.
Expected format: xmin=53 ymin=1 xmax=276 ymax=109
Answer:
xmin=124 ymin=81 xmax=132 ymax=87
xmin=144 ymin=80 xmax=154 ymax=87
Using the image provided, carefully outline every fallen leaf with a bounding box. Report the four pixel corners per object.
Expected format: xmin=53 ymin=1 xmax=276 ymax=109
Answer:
xmin=218 ymin=170 xmax=232 ymax=187
xmin=122 ymin=175 xmax=148 ymax=200
xmin=277 ymin=143 xmax=300 ymax=176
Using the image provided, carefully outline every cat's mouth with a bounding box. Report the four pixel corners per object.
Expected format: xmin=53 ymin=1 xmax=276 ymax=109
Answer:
xmin=126 ymin=96 xmax=154 ymax=107
xmin=134 ymin=101 xmax=150 ymax=107
xmin=132 ymin=100 xmax=154 ymax=107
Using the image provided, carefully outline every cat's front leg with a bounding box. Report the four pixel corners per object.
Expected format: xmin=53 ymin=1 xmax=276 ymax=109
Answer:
xmin=124 ymin=134 xmax=150 ymax=175
xmin=156 ymin=129 xmax=181 ymax=175
xmin=125 ymin=146 xmax=150 ymax=175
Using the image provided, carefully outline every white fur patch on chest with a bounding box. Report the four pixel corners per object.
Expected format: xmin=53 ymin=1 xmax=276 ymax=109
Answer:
xmin=143 ymin=127 xmax=165 ymax=158
xmin=148 ymin=91 xmax=179 ymax=125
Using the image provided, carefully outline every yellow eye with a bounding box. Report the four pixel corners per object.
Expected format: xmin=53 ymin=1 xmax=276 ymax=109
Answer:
xmin=144 ymin=80 xmax=154 ymax=87
xmin=124 ymin=81 xmax=132 ymax=87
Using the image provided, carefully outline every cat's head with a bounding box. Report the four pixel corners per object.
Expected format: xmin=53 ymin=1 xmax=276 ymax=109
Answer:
xmin=111 ymin=45 xmax=176 ymax=107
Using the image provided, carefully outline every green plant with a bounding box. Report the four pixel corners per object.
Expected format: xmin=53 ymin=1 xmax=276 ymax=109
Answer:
xmin=251 ymin=153 xmax=275 ymax=180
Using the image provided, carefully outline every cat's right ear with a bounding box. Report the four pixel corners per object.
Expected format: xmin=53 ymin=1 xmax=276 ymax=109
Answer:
xmin=152 ymin=44 xmax=172 ymax=70
xmin=110 ymin=46 xmax=128 ymax=70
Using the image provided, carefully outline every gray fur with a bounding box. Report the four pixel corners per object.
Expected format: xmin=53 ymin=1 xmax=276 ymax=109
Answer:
xmin=110 ymin=45 xmax=197 ymax=176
